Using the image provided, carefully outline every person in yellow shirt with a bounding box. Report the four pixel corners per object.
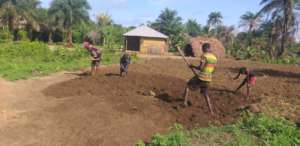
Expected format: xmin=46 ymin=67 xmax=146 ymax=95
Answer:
xmin=183 ymin=43 xmax=217 ymax=114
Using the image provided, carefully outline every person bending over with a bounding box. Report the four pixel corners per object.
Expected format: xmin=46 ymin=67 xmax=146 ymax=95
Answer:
xmin=233 ymin=67 xmax=256 ymax=99
xmin=83 ymin=41 xmax=102 ymax=75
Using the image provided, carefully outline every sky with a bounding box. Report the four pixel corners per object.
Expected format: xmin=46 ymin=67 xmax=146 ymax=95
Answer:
xmin=41 ymin=0 xmax=299 ymax=40
xmin=41 ymin=0 xmax=261 ymax=27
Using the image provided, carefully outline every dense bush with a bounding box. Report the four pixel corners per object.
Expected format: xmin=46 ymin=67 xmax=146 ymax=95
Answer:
xmin=138 ymin=112 xmax=300 ymax=146
xmin=0 ymin=28 xmax=13 ymax=42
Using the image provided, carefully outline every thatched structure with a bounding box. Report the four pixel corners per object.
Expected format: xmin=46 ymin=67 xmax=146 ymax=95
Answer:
xmin=184 ymin=37 xmax=225 ymax=58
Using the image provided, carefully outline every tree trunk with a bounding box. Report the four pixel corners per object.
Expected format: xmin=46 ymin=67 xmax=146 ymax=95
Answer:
xmin=8 ymin=16 xmax=17 ymax=41
xmin=48 ymin=31 xmax=53 ymax=44
xmin=8 ymin=16 xmax=14 ymax=32
xmin=28 ymin=28 xmax=33 ymax=41
xmin=248 ymin=25 xmax=253 ymax=47
xmin=66 ymin=29 xmax=73 ymax=47
xmin=279 ymin=0 xmax=290 ymax=57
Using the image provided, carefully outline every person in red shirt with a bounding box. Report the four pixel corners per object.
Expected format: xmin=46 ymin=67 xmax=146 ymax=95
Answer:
xmin=83 ymin=41 xmax=102 ymax=75
xmin=233 ymin=67 xmax=257 ymax=99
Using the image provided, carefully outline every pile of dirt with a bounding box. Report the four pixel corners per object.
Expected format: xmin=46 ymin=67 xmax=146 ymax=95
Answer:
xmin=44 ymin=69 xmax=252 ymax=128
xmin=184 ymin=36 xmax=225 ymax=58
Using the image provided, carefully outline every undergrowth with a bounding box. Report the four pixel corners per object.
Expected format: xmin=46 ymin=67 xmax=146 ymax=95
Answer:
xmin=0 ymin=41 xmax=137 ymax=80
xmin=136 ymin=112 xmax=300 ymax=146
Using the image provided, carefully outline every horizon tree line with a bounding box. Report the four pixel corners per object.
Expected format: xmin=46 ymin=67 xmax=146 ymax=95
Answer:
xmin=0 ymin=0 xmax=299 ymax=59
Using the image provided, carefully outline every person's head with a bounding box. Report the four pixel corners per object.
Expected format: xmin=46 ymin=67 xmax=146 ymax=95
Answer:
xmin=202 ymin=43 xmax=211 ymax=53
xmin=239 ymin=67 xmax=248 ymax=74
xmin=83 ymin=41 xmax=92 ymax=50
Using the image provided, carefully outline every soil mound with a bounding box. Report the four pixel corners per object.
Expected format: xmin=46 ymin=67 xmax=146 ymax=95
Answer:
xmin=44 ymin=70 xmax=251 ymax=128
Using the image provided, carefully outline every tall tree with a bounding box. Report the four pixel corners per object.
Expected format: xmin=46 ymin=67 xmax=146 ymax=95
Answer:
xmin=216 ymin=25 xmax=235 ymax=49
xmin=207 ymin=11 xmax=223 ymax=34
xmin=239 ymin=11 xmax=262 ymax=46
xmin=0 ymin=0 xmax=40 ymax=40
xmin=258 ymin=0 xmax=300 ymax=57
xmin=35 ymin=8 xmax=62 ymax=44
xmin=150 ymin=8 xmax=184 ymax=50
xmin=240 ymin=11 xmax=261 ymax=32
xmin=49 ymin=0 xmax=90 ymax=46
xmin=185 ymin=19 xmax=201 ymax=37
xmin=0 ymin=0 xmax=18 ymax=32
xmin=97 ymin=12 xmax=113 ymax=27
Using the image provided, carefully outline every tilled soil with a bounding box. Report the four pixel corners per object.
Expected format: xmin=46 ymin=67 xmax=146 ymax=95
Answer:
xmin=1 ymin=57 xmax=300 ymax=146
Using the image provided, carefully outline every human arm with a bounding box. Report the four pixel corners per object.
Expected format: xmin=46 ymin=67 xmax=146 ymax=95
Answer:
xmin=234 ymin=77 xmax=247 ymax=93
xmin=233 ymin=72 xmax=241 ymax=80
xmin=189 ymin=56 xmax=206 ymax=71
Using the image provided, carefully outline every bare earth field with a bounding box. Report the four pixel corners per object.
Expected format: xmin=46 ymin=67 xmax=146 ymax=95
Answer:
xmin=0 ymin=57 xmax=299 ymax=146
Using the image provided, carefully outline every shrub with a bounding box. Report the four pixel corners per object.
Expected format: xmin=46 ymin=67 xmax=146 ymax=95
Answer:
xmin=235 ymin=112 xmax=300 ymax=146
xmin=0 ymin=28 xmax=13 ymax=42
xmin=140 ymin=113 xmax=300 ymax=146
xmin=0 ymin=42 xmax=90 ymax=80
xmin=17 ymin=30 xmax=29 ymax=41
xmin=136 ymin=124 xmax=191 ymax=146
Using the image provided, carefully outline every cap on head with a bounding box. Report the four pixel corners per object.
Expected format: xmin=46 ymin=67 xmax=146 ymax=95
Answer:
xmin=202 ymin=43 xmax=211 ymax=52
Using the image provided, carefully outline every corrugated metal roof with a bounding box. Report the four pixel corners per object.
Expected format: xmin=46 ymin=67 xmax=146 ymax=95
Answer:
xmin=123 ymin=26 xmax=168 ymax=39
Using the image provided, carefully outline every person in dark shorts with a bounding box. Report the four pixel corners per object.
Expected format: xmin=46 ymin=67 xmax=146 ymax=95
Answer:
xmin=120 ymin=53 xmax=131 ymax=77
xmin=233 ymin=67 xmax=257 ymax=99
xmin=83 ymin=41 xmax=102 ymax=75
xmin=183 ymin=43 xmax=217 ymax=114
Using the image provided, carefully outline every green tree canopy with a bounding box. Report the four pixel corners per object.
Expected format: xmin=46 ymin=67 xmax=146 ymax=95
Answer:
xmin=185 ymin=19 xmax=201 ymax=37
xmin=258 ymin=0 xmax=300 ymax=57
xmin=150 ymin=8 xmax=184 ymax=50
xmin=207 ymin=11 xmax=223 ymax=29
xmin=49 ymin=0 xmax=90 ymax=46
xmin=239 ymin=11 xmax=261 ymax=32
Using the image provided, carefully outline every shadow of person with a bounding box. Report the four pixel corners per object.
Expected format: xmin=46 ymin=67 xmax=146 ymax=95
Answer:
xmin=64 ymin=72 xmax=90 ymax=77
xmin=105 ymin=73 xmax=121 ymax=77
xmin=228 ymin=67 xmax=300 ymax=79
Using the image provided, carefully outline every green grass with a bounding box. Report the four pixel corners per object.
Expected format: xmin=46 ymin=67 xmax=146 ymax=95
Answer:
xmin=0 ymin=41 xmax=137 ymax=80
xmin=137 ymin=112 xmax=300 ymax=146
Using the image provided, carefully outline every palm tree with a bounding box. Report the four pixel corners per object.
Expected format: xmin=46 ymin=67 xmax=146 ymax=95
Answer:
xmin=240 ymin=11 xmax=261 ymax=32
xmin=150 ymin=8 xmax=183 ymax=49
xmin=97 ymin=12 xmax=113 ymax=27
xmin=19 ymin=0 xmax=41 ymax=40
xmin=49 ymin=0 xmax=90 ymax=46
xmin=0 ymin=0 xmax=40 ymax=40
xmin=35 ymin=8 xmax=62 ymax=44
xmin=185 ymin=19 xmax=201 ymax=37
xmin=258 ymin=0 xmax=300 ymax=57
xmin=207 ymin=11 xmax=223 ymax=33
xmin=0 ymin=0 xmax=19 ymax=36
xmin=239 ymin=11 xmax=262 ymax=46
xmin=216 ymin=25 xmax=235 ymax=49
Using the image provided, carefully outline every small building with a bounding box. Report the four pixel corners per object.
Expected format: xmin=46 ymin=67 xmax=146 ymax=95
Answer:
xmin=123 ymin=26 xmax=169 ymax=55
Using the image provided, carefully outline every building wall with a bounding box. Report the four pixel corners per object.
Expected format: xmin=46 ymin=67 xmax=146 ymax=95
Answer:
xmin=126 ymin=36 xmax=140 ymax=51
xmin=140 ymin=37 xmax=168 ymax=55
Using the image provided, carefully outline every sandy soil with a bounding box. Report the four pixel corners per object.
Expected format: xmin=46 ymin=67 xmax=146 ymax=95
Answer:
xmin=0 ymin=58 xmax=299 ymax=146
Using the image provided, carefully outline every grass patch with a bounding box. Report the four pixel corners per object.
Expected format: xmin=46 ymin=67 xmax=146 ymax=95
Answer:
xmin=137 ymin=112 xmax=300 ymax=146
xmin=0 ymin=41 xmax=137 ymax=80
